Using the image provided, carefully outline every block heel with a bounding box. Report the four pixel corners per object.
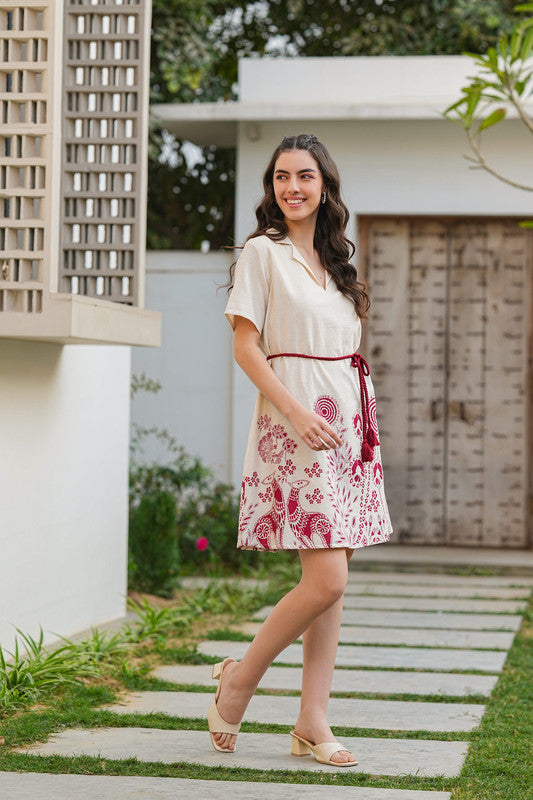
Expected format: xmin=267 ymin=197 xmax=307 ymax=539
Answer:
xmin=289 ymin=730 xmax=358 ymax=767
xmin=290 ymin=733 xmax=311 ymax=756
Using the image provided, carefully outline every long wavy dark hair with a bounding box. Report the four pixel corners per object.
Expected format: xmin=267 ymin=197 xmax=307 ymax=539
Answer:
xmin=226 ymin=133 xmax=370 ymax=319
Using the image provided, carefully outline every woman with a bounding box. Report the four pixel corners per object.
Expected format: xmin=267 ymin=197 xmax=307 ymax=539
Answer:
xmin=209 ymin=134 xmax=393 ymax=766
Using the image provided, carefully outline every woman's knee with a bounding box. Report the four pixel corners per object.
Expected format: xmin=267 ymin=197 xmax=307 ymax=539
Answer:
xmin=319 ymin=576 xmax=346 ymax=607
xmin=300 ymin=550 xmax=347 ymax=607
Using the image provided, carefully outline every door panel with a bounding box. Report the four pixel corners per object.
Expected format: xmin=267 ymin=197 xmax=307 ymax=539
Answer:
xmin=406 ymin=222 xmax=448 ymax=543
xmin=364 ymin=217 xmax=532 ymax=548
xmin=363 ymin=219 xmax=410 ymax=537
xmin=482 ymin=222 xmax=531 ymax=546
xmin=446 ymin=222 xmax=487 ymax=545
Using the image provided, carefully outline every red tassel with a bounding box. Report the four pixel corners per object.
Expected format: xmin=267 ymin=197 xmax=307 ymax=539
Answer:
xmin=361 ymin=440 xmax=374 ymax=462
xmin=366 ymin=427 xmax=379 ymax=447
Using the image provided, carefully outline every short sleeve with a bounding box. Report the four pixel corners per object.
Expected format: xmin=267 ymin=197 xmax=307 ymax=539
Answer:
xmin=224 ymin=239 xmax=270 ymax=333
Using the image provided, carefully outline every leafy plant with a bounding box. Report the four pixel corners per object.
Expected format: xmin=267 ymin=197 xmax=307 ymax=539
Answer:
xmin=181 ymin=580 xmax=266 ymax=619
xmin=128 ymin=490 xmax=180 ymax=596
xmin=445 ymin=2 xmax=533 ymax=192
xmin=129 ymin=448 xmax=244 ymax=583
xmin=0 ymin=628 xmax=94 ymax=711
xmin=124 ymin=596 xmax=191 ymax=642
xmin=61 ymin=629 xmax=130 ymax=665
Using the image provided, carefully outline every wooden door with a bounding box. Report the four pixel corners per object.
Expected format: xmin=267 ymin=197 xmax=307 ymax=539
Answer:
xmin=360 ymin=217 xmax=532 ymax=548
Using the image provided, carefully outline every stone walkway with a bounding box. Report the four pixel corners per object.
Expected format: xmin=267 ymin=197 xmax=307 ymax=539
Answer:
xmin=5 ymin=569 xmax=532 ymax=799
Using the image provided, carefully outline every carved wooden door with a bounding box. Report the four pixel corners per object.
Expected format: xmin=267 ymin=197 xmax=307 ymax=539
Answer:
xmin=361 ymin=218 xmax=532 ymax=547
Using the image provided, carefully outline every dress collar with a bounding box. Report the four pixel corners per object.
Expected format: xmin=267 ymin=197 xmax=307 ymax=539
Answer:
xmin=277 ymin=233 xmax=330 ymax=289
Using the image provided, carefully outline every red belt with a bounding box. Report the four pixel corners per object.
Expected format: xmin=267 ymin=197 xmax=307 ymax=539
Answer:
xmin=266 ymin=351 xmax=379 ymax=462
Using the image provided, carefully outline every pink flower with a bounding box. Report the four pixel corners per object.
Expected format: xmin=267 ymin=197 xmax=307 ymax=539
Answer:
xmin=196 ymin=536 xmax=209 ymax=551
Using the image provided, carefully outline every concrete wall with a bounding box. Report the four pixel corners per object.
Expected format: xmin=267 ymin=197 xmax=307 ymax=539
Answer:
xmin=0 ymin=341 xmax=131 ymax=650
xmin=239 ymin=55 xmax=475 ymax=106
xmin=131 ymin=251 xmax=234 ymax=482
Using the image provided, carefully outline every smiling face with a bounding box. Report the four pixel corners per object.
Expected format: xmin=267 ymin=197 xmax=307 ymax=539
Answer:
xmin=273 ymin=149 xmax=324 ymax=225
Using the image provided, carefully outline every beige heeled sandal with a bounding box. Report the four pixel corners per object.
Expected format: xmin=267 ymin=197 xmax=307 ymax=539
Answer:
xmin=207 ymin=657 xmax=241 ymax=753
xmin=290 ymin=730 xmax=358 ymax=767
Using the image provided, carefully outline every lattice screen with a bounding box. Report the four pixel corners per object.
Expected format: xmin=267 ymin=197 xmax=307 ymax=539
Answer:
xmin=0 ymin=0 xmax=148 ymax=316
xmin=0 ymin=1 xmax=48 ymax=313
xmin=61 ymin=0 xmax=147 ymax=305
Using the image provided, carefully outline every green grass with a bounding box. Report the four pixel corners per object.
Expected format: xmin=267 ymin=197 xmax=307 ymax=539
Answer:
xmin=121 ymin=674 xmax=489 ymax=704
xmin=449 ymin=598 xmax=533 ymax=800
xmin=0 ymin=574 xmax=531 ymax=800
xmin=0 ymin=752 xmax=455 ymax=793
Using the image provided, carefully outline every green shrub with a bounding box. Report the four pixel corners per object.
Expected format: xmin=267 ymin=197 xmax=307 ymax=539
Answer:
xmin=128 ymin=490 xmax=179 ymax=596
xmin=176 ymin=479 xmax=252 ymax=571
xmin=129 ymin=449 xmax=253 ymax=578
xmin=129 ymin=375 xmax=256 ymax=585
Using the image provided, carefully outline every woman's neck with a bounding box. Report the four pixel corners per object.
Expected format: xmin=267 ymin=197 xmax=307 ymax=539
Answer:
xmin=285 ymin=217 xmax=317 ymax=252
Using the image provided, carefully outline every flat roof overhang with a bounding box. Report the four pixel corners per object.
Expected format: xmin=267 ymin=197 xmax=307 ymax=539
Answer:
xmin=150 ymin=99 xmax=461 ymax=147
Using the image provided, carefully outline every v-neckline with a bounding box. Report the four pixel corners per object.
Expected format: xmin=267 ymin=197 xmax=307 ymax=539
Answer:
xmin=286 ymin=236 xmax=330 ymax=292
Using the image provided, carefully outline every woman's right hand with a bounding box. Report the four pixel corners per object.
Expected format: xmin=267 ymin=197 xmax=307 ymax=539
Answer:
xmin=287 ymin=406 xmax=342 ymax=451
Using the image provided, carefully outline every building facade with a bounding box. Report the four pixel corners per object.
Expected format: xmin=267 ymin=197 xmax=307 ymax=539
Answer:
xmin=0 ymin=0 xmax=160 ymax=648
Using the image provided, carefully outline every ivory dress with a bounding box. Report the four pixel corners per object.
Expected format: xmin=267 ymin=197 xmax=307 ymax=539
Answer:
xmin=225 ymin=233 xmax=393 ymax=551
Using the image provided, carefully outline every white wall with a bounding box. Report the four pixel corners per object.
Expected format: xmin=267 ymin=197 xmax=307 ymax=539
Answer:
xmin=131 ymin=251 xmax=234 ymax=482
xmin=0 ymin=341 xmax=131 ymax=651
xmin=239 ymin=55 xmax=475 ymax=107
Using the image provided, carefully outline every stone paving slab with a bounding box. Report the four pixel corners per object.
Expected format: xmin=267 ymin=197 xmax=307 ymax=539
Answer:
xmin=341 ymin=596 xmax=526 ymax=613
xmin=180 ymin=577 xmax=269 ymax=590
xmin=349 ymin=544 xmax=533 ymax=573
xmin=346 ymin=572 xmax=533 ymax=588
xmin=198 ymin=640 xmax=506 ymax=673
xmin=108 ymin=691 xmax=485 ymax=732
xmin=20 ymin=727 xmax=469 ymax=778
xmin=343 ymin=584 xmax=530 ymax=599
xmin=153 ymin=664 xmax=498 ymax=697
xmin=0 ymin=773 xmax=453 ymax=800
xmin=237 ymin=622 xmax=514 ymax=650
xmin=254 ymin=606 xmax=522 ymax=631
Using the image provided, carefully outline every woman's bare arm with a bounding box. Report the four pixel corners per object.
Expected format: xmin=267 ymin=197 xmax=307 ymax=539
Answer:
xmin=233 ymin=315 xmax=341 ymax=451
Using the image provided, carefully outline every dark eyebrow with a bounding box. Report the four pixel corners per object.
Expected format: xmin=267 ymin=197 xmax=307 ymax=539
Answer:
xmin=274 ymin=168 xmax=317 ymax=175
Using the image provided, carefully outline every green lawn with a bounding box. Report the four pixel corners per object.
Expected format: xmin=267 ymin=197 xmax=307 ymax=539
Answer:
xmin=0 ymin=571 xmax=531 ymax=800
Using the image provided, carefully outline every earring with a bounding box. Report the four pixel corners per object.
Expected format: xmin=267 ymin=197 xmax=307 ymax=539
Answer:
xmin=321 ymin=191 xmax=327 ymax=204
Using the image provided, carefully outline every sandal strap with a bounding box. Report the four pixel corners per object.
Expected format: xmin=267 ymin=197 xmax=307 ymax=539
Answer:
xmin=207 ymin=696 xmax=241 ymax=735
xmin=313 ymin=741 xmax=353 ymax=762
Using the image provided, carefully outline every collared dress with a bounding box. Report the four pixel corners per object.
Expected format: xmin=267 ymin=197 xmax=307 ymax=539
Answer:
xmin=225 ymin=233 xmax=393 ymax=551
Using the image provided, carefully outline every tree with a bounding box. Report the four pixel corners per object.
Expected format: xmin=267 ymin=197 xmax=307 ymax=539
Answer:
xmin=148 ymin=1 xmax=523 ymax=250
xmin=445 ymin=2 xmax=533 ymax=193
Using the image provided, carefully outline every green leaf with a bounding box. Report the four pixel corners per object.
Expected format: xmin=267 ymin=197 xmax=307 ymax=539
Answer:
xmin=479 ymin=108 xmax=507 ymax=130
xmin=510 ymin=29 xmax=524 ymax=61
xmin=518 ymin=219 xmax=533 ymax=228
xmin=496 ymin=38 xmax=507 ymax=61
xmin=520 ymin=27 xmax=533 ymax=61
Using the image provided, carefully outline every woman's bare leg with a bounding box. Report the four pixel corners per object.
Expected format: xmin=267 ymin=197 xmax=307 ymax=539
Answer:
xmin=212 ymin=548 xmax=349 ymax=751
xmin=294 ymin=595 xmax=355 ymax=763
xmin=294 ymin=547 xmax=355 ymax=763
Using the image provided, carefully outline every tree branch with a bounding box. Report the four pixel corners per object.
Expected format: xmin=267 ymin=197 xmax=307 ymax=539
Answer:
xmin=467 ymin=130 xmax=533 ymax=191
xmin=509 ymin=88 xmax=533 ymax=134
